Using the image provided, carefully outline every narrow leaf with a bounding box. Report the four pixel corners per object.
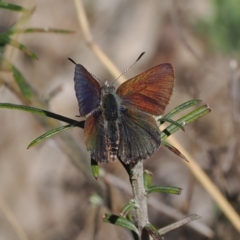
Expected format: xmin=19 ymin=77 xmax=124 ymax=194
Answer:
xmin=0 ymin=2 xmax=28 ymax=12
xmin=120 ymin=199 xmax=137 ymax=217
xmin=11 ymin=6 xmax=35 ymax=31
xmin=0 ymin=103 xmax=84 ymax=127
xmin=147 ymin=185 xmax=182 ymax=195
xmin=143 ymin=170 xmax=153 ymax=190
xmin=162 ymin=141 xmax=188 ymax=162
xmin=27 ymin=124 xmax=75 ymax=149
xmin=0 ymin=35 xmax=37 ymax=59
xmin=158 ymin=117 xmax=185 ymax=131
xmin=161 ymin=105 xmax=211 ymax=140
xmin=159 ymin=214 xmax=201 ymax=235
xmin=164 ymin=99 xmax=201 ymax=120
xmin=103 ymin=214 xmax=139 ymax=234
xmin=144 ymin=224 xmax=163 ymax=240
xmin=12 ymin=66 xmax=33 ymax=100
xmin=0 ymin=56 xmax=33 ymax=100
xmin=91 ymin=158 xmax=99 ymax=180
xmin=12 ymin=28 xmax=74 ymax=34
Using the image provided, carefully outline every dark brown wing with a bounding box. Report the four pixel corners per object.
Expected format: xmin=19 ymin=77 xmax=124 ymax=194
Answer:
xmin=118 ymin=108 xmax=161 ymax=163
xmin=84 ymin=112 xmax=108 ymax=162
xmin=74 ymin=64 xmax=101 ymax=116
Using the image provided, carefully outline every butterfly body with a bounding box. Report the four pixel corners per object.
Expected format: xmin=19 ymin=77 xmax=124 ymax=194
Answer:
xmin=101 ymin=83 xmax=121 ymax=161
xmin=73 ymin=63 xmax=174 ymax=164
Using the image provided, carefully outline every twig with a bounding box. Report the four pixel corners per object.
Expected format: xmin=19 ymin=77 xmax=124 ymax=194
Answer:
xmin=105 ymin=172 xmax=214 ymax=238
xmin=130 ymin=161 xmax=149 ymax=236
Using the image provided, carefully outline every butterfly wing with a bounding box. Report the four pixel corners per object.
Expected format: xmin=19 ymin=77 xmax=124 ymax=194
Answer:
xmin=74 ymin=64 xmax=101 ymax=116
xmin=116 ymin=64 xmax=174 ymax=116
xmin=84 ymin=111 xmax=108 ymax=162
xmin=118 ymin=108 xmax=161 ymax=163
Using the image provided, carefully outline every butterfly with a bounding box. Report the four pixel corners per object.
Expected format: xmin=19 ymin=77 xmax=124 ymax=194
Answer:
xmin=70 ymin=58 xmax=174 ymax=164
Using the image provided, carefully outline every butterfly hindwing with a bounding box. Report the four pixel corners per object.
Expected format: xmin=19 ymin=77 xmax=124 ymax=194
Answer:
xmin=116 ymin=63 xmax=174 ymax=116
xmin=118 ymin=107 xmax=161 ymax=163
xmin=74 ymin=64 xmax=101 ymax=116
xmin=84 ymin=111 xmax=108 ymax=163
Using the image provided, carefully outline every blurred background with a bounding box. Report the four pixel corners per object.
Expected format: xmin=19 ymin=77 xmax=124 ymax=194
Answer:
xmin=0 ymin=0 xmax=240 ymax=239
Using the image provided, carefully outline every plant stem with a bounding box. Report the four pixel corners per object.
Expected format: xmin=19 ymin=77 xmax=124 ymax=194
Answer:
xmin=130 ymin=160 xmax=149 ymax=238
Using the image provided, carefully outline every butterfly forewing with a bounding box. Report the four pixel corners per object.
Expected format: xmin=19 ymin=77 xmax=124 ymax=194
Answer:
xmin=116 ymin=63 xmax=174 ymax=115
xmin=74 ymin=64 xmax=101 ymax=116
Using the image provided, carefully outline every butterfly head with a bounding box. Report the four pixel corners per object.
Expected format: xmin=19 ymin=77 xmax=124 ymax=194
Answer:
xmin=101 ymin=81 xmax=116 ymax=95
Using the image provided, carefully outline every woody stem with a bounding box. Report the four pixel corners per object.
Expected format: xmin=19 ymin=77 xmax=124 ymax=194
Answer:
xmin=130 ymin=160 xmax=149 ymax=238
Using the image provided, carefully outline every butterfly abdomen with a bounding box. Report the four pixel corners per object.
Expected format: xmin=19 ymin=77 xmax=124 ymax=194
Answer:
xmin=102 ymin=92 xmax=121 ymax=162
xmin=105 ymin=121 xmax=120 ymax=161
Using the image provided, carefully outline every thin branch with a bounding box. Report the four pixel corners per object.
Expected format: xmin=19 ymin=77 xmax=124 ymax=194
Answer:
xmin=104 ymin=172 xmax=214 ymax=238
xmin=130 ymin=161 xmax=149 ymax=236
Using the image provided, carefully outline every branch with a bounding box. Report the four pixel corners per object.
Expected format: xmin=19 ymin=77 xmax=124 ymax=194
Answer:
xmin=130 ymin=160 xmax=149 ymax=238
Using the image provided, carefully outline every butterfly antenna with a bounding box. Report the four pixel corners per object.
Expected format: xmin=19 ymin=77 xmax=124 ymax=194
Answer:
xmin=68 ymin=58 xmax=77 ymax=65
xmin=111 ymin=52 xmax=145 ymax=85
xmin=91 ymin=73 xmax=103 ymax=84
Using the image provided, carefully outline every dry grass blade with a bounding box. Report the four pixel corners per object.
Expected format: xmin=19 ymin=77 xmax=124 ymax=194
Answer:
xmin=0 ymin=197 xmax=29 ymax=240
xmin=159 ymin=214 xmax=200 ymax=235
xmin=73 ymin=0 xmax=122 ymax=79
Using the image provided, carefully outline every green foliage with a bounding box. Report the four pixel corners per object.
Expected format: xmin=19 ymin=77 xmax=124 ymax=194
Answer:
xmin=103 ymin=214 xmax=139 ymax=234
xmin=0 ymin=1 xmax=73 ymax=101
xmin=147 ymin=186 xmax=182 ymax=195
xmin=195 ymin=0 xmax=240 ymax=55
xmin=91 ymin=158 xmax=99 ymax=180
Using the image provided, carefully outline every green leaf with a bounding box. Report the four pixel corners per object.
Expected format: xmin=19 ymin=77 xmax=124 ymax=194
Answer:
xmin=0 ymin=103 xmax=84 ymax=127
xmin=11 ymin=66 xmax=33 ymax=100
xmin=10 ymin=6 xmax=36 ymax=32
xmin=0 ymin=1 xmax=29 ymax=12
xmin=12 ymin=28 xmax=75 ymax=34
xmin=161 ymin=104 xmax=211 ymax=140
xmin=103 ymin=214 xmax=139 ymax=234
xmin=0 ymin=56 xmax=33 ymax=100
xmin=162 ymin=141 xmax=188 ymax=162
xmin=27 ymin=124 xmax=75 ymax=149
xmin=147 ymin=185 xmax=182 ymax=195
xmin=163 ymin=99 xmax=201 ymax=120
xmin=159 ymin=117 xmax=185 ymax=131
xmin=0 ymin=34 xmax=37 ymax=59
xmin=91 ymin=158 xmax=99 ymax=180
xmin=144 ymin=223 xmax=163 ymax=240
xmin=143 ymin=170 xmax=153 ymax=190
xmin=120 ymin=199 xmax=137 ymax=217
